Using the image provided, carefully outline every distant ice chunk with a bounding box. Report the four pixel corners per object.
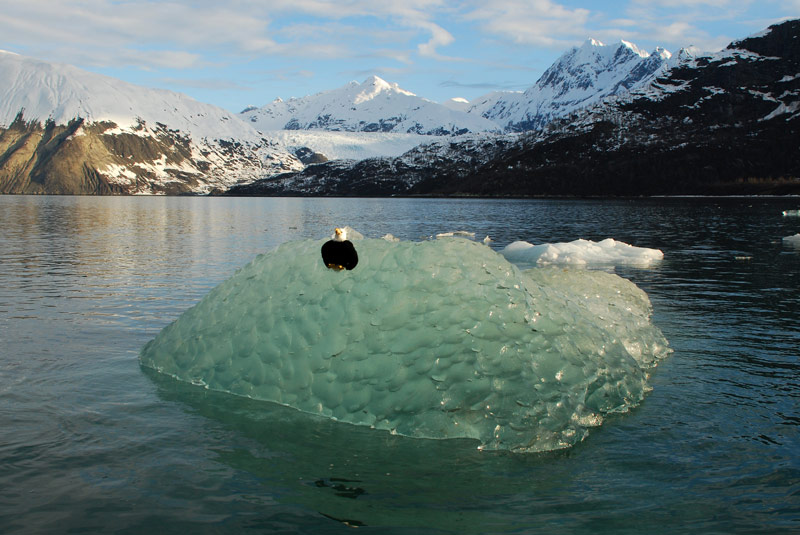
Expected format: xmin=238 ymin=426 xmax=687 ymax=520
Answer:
xmin=140 ymin=235 xmax=670 ymax=453
xmin=500 ymin=238 xmax=664 ymax=267
xmin=782 ymin=209 xmax=800 ymax=217
xmin=783 ymin=233 xmax=800 ymax=246
xmin=436 ymin=230 xmax=475 ymax=238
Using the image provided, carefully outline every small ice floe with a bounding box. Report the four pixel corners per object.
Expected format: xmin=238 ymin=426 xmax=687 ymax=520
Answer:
xmin=500 ymin=238 xmax=664 ymax=267
xmin=783 ymin=233 xmax=800 ymax=247
xmin=436 ymin=230 xmax=475 ymax=239
xmin=782 ymin=209 xmax=800 ymax=216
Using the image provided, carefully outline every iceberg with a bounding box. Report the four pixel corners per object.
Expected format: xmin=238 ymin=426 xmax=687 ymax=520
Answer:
xmin=140 ymin=235 xmax=670 ymax=453
xmin=782 ymin=210 xmax=800 ymax=216
xmin=500 ymin=238 xmax=664 ymax=267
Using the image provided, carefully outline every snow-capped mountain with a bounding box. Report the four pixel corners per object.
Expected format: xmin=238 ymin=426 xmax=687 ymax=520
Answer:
xmin=0 ymin=50 xmax=260 ymax=142
xmin=231 ymin=19 xmax=800 ymax=197
xmin=241 ymin=75 xmax=500 ymax=135
xmin=0 ymin=50 xmax=302 ymax=194
xmin=468 ymin=39 xmax=672 ymax=131
xmin=242 ymin=39 xmax=674 ymax=138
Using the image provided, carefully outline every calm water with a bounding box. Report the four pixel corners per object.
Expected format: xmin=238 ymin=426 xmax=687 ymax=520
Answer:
xmin=1 ymin=195 xmax=798 ymax=534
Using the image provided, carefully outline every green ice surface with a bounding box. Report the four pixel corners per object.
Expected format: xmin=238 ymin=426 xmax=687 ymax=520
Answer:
xmin=140 ymin=236 xmax=670 ymax=453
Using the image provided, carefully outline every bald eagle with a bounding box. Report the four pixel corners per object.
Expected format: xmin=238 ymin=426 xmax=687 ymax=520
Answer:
xmin=321 ymin=228 xmax=358 ymax=270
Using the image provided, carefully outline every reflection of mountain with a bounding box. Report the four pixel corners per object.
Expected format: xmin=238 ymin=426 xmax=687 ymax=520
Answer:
xmin=230 ymin=19 xmax=800 ymax=197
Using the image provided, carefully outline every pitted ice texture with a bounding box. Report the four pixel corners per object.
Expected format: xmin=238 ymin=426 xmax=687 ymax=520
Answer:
xmin=140 ymin=237 xmax=670 ymax=452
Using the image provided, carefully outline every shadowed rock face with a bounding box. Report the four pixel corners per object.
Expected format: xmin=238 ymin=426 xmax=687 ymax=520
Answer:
xmin=0 ymin=114 xmax=196 ymax=194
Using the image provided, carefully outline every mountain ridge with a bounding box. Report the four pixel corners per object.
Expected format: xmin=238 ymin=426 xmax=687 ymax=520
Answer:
xmin=240 ymin=75 xmax=501 ymax=135
xmin=2 ymin=20 xmax=797 ymax=196
xmin=0 ymin=50 xmax=304 ymax=194
xmin=466 ymin=38 xmax=673 ymax=131
xmin=227 ymin=19 xmax=800 ymax=197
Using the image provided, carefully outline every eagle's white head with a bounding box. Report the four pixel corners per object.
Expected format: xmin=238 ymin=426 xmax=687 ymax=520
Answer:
xmin=333 ymin=227 xmax=347 ymax=242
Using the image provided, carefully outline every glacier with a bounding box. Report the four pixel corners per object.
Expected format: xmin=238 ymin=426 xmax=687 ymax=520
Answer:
xmin=140 ymin=234 xmax=670 ymax=453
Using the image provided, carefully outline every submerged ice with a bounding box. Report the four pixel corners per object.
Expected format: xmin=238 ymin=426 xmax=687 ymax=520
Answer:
xmin=140 ymin=235 xmax=670 ymax=453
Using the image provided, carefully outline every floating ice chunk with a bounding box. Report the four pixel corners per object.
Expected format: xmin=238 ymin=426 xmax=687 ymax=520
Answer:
xmin=140 ymin=236 xmax=670 ymax=453
xmin=436 ymin=230 xmax=475 ymax=238
xmin=501 ymin=238 xmax=664 ymax=267
xmin=783 ymin=233 xmax=800 ymax=246
xmin=783 ymin=209 xmax=800 ymax=217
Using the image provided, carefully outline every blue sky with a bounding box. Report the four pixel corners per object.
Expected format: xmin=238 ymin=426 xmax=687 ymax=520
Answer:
xmin=1 ymin=1 xmax=798 ymax=113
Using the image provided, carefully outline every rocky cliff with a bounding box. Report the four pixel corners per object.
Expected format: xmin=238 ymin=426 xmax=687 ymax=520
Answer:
xmin=0 ymin=113 xmax=302 ymax=194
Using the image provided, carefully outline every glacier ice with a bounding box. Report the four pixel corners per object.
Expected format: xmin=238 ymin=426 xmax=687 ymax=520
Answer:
xmin=140 ymin=235 xmax=670 ymax=453
xmin=500 ymin=238 xmax=664 ymax=267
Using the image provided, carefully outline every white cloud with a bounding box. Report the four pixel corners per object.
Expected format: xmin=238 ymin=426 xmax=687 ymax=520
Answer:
xmin=414 ymin=20 xmax=456 ymax=58
xmin=0 ymin=1 xmax=282 ymax=62
xmin=621 ymin=0 xmax=756 ymax=50
xmin=0 ymin=0 xmax=461 ymax=69
xmin=461 ymin=0 xmax=592 ymax=48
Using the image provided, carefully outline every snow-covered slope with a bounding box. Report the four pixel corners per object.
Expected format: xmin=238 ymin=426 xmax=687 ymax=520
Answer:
xmin=263 ymin=130 xmax=449 ymax=161
xmin=468 ymin=39 xmax=672 ymax=131
xmin=0 ymin=50 xmax=303 ymax=194
xmin=0 ymin=50 xmax=263 ymax=142
xmin=442 ymin=97 xmax=471 ymax=112
xmin=241 ymin=75 xmax=500 ymax=135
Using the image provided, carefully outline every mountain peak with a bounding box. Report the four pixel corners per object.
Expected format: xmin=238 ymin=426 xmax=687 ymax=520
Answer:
xmin=620 ymin=39 xmax=648 ymax=57
xmin=569 ymin=38 xmax=649 ymax=67
xmin=353 ymin=75 xmax=415 ymax=104
xmin=652 ymin=47 xmax=672 ymax=60
xmin=473 ymin=35 xmax=671 ymax=131
xmin=582 ymin=38 xmax=605 ymax=48
xmin=241 ymin=75 xmax=496 ymax=134
xmin=363 ymin=75 xmax=388 ymax=86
